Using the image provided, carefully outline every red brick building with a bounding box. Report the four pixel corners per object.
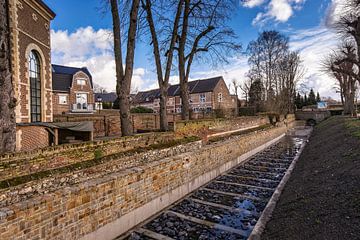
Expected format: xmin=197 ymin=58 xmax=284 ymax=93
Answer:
xmin=7 ymin=1 xmax=94 ymax=152
xmin=8 ymin=0 xmax=55 ymax=151
xmin=132 ymin=76 xmax=237 ymax=115
xmin=52 ymin=64 xmax=95 ymax=115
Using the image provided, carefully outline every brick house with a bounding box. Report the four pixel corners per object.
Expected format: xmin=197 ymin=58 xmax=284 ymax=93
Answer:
xmin=6 ymin=1 xmax=94 ymax=152
xmin=8 ymin=0 xmax=56 ymax=151
xmin=52 ymin=64 xmax=95 ymax=114
xmin=132 ymin=76 xmax=237 ymax=115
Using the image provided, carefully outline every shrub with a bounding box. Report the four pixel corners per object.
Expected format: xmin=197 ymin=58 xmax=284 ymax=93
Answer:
xmin=130 ymin=106 xmax=154 ymax=113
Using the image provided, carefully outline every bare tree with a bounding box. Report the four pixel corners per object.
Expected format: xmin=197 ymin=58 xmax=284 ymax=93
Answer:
xmin=323 ymin=43 xmax=358 ymax=115
xmin=110 ymin=0 xmax=140 ymax=136
xmin=141 ymin=0 xmax=183 ymax=131
xmin=0 ymin=0 xmax=16 ymax=154
xmin=247 ymin=31 xmax=303 ymax=114
xmin=276 ymin=51 xmax=305 ymax=114
xmin=175 ymin=0 xmax=241 ymax=120
xmin=247 ymin=31 xmax=289 ymax=101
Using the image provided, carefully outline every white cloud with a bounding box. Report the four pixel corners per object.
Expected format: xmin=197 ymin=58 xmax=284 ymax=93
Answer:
xmin=250 ymin=0 xmax=306 ymax=25
xmin=242 ymin=0 xmax=266 ymax=8
xmin=191 ymin=26 xmax=341 ymax=100
xmin=51 ymin=27 xmax=149 ymax=92
xmin=323 ymin=0 xmax=345 ymax=27
xmin=290 ymin=27 xmax=340 ymax=99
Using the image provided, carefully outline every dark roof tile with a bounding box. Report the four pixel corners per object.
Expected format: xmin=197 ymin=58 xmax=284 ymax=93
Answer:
xmin=52 ymin=64 xmax=93 ymax=92
xmin=94 ymin=92 xmax=118 ymax=102
xmin=133 ymin=76 xmax=223 ymax=104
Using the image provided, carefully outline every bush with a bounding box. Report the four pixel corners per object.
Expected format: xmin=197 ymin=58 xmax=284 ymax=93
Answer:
xmin=130 ymin=106 xmax=154 ymax=113
xmin=239 ymin=107 xmax=256 ymax=116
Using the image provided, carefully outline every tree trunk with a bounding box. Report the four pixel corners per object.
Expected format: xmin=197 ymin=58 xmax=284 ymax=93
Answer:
xmin=0 ymin=0 xmax=16 ymax=154
xmin=159 ymin=91 xmax=168 ymax=131
xmin=143 ymin=0 xmax=183 ymax=131
xmin=110 ymin=0 xmax=140 ymax=136
xmin=178 ymin=0 xmax=190 ymax=121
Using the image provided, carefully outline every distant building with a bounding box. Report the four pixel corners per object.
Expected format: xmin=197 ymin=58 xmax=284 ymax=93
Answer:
xmin=132 ymin=76 xmax=237 ymax=114
xmin=52 ymin=64 xmax=95 ymax=114
xmin=94 ymin=92 xmax=118 ymax=110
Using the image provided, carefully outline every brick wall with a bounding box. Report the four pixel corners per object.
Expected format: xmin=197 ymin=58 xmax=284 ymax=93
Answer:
xmin=212 ymin=79 xmax=237 ymax=115
xmin=0 ymin=122 xmax=294 ymax=240
xmin=16 ymin=125 xmax=49 ymax=152
xmin=54 ymin=114 xmax=121 ymax=138
xmin=52 ymin=92 xmax=70 ymax=115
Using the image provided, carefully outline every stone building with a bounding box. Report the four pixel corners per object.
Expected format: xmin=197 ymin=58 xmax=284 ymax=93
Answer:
xmin=132 ymin=76 xmax=237 ymax=116
xmin=8 ymin=0 xmax=55 ymax=150
xmin=52 ymin=64 xmax=95 ymax=115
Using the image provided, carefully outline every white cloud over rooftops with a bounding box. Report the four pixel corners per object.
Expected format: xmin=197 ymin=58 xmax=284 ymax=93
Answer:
xmin=51 ymin=27 xmax=149 ymax=92
xmin=241 ymin=0 xmax=306 ymax=25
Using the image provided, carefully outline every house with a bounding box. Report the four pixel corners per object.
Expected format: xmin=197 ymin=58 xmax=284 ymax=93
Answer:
xmin=7 ymin=0 xmax=55 ymax=151
xmin=132 ymin=76 xmax=237 ymax=115
xmin=94 ymin=92 xmax=118 ymax=110
xmin=52 ymin=64 xmax=95 ymax=114
xmin=6 ymin=1 xmax=93 ymax=152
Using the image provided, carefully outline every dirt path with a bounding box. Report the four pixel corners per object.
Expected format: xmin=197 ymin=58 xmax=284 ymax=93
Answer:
xmin=261 ymin=116 xmax=360 ymax=240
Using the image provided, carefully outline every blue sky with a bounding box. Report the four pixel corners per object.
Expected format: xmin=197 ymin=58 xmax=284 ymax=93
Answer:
xmin=44 ymin=0 xmax=342 ymax=99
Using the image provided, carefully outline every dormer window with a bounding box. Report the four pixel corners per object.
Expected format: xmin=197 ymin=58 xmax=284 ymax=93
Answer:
xmin=77 ymin=79 xmax=86 ymax=86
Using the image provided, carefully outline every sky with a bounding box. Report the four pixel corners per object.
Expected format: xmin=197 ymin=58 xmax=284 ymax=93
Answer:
xmin=44 ymin=0 xmax=344 ymax=99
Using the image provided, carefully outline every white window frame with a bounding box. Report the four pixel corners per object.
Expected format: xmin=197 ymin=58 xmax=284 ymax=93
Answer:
xmin=199 ymin=93 xmax=206 ymax=103
xmin=58 ymin=94 xmax=68 ymax=105
xmin=77 ymin=78 xmax=86 ymax=86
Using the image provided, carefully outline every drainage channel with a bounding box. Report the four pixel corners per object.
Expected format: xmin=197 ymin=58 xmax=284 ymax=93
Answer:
xmin=117 ymin=133 xmax=307 ymax=240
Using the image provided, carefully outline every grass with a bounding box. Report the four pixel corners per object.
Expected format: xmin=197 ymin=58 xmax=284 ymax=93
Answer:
xmin=345 ymin=117 xmax=360 ymax=138
xmin=0 ymin=136 xmax=200 ymax=190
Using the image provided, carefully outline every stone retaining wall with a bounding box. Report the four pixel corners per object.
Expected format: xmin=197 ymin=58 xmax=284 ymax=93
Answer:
xmin=0 ymin=132 xmax=174 ymax=181
xmin=0 ymin=121 xmax=294 ymax=240
xmin=0 ymin=141 xmax=203 ymax=208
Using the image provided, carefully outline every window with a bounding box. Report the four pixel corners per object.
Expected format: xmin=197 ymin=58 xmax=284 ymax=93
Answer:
xmin=200 ymin=94 xmax=206 ymax=103
xmin=218 ymin=93 xmax=223 ymax=102
xmin=167 ymin=98 xmax=174 ymax=106
xmin=77 ymin=79 xmax=86 ymax=86
xmin=59 ymin=95 xmax=67 ymax=104
xmin=76 ymin=93 xmax=88 ymax=109
xmin=29 ymin=50 xmax=41 ymax=122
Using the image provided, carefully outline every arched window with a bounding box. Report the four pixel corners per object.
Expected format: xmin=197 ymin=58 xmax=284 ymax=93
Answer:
xmin=29 ymin=50 xmax=41 ymax=122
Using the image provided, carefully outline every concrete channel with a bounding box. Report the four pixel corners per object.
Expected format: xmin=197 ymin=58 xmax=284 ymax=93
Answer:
xmin=116 ymin=126 xmax=312 ymax=240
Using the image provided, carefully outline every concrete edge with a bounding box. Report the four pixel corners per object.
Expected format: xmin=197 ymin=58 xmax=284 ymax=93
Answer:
xmin=81 ymin=134 xmax=286 ymax=240
xmin=248 ymin=130 xmax=312 ymax=240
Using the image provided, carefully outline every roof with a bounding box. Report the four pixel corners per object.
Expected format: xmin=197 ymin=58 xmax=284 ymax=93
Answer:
xmin=52 ymin=64 xmax=93 ymax=92
xmin=34 ymin=0 xmax=56 ymax=19
xmin=133 ymin=76 xmax=223 ymax=104
xmin=94 ymin=92 xmax=118 ymax=102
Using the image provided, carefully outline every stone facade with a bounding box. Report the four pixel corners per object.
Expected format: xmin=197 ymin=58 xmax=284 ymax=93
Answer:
xmin=0 ymin=121 xmax=294 ymax=240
